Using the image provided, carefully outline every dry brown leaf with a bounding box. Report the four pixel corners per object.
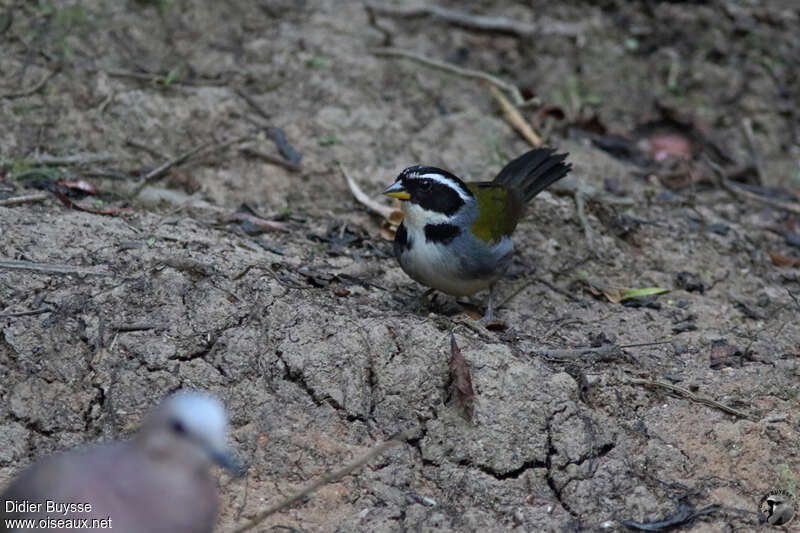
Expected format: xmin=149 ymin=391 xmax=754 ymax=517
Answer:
xmin=602 ymin=288 xmax=625 ymax=304
xmin=709 ymin=339 xmax=741 ymax=369
xmin=636 ymin=133 xmax=693 ymax=161
xmin=769 ymin=252 xmax=800 ymax=267
xmin=57 ymin=180 xmax=99 ymax=195
xmin=54 ymin=192 xmax=134 ymax=216
xmin=450 ymin=333 xmax=475 ymax=421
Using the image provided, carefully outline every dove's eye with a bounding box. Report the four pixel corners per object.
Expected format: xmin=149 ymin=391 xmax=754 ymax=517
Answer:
xmin=170 ymin=419 xmax=187 ymax=436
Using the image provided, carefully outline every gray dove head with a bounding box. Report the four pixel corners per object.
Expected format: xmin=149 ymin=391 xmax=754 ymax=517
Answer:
xmin=139 ymin=391 xmax=240 ymax=474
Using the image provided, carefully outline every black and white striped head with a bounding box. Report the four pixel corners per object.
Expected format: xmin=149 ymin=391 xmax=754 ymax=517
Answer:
xmin=383 ymin=166 xmax=474 ymax=218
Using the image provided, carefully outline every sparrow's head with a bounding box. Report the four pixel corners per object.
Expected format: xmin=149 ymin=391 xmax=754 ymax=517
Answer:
xmin=383 ymin=166 xmax=474 ymax=222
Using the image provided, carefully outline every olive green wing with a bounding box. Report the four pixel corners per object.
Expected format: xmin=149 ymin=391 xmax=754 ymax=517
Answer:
xmin=466 ymin=182 xmax=523 ymax=243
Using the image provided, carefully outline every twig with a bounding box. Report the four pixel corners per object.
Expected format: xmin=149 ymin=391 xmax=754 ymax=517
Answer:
xmin=0 ymin=259 xmax=110 ymax=277
xmin=234 ymin=87 xmax=272 ymax=122
xmin=126 ymin=138 xmax=171 ymax=160
xmin=231 ymin=430 xmax=411 ymax=533
xmin=240 ymin=146 xmax=300 ymax=172
xmin=532 ymin=344 xmax=624 ymax=361
xmin=0 ymin=193 xmax=49 ymax=206
xmin=574 ymin=189 xmax=600 ymax=258
xmin=365 ymin=3 xmax=584 ymax=38
xmin=619 ymin=340 xmax=673 ymax=349
xmin=131 ymin=135 xmax=252 ymax=197
xmin=787 ymin=289 xmax=800 ymax=312
xmin=101 ymin=68 xmax=231 ymax=87
xmin=1 ymin=153 xmax=115 ymax=167
xmin=364 ymin=4 xmax=394 ymax=46
xmin=704 ymin=155 xmax=800 ymax=215
xmin=719 ymin=177 xmax=800 ymax=215
xmin=489 ymin=85 xmax=541 ymax=147
xmin=740 ymin=117 xmax=765 ymax=184
xmin=0 ymin=66 xmax=59 ymax=99
xmin=372 ymin=47 xmax=526 ymax=106
xmin=339 ymin=162 xmax=397 ymax=219
xmin=0 ymin=306 xmax=54 ymax=318
xmin=627 ymin=378 xmax=755 ymax=420
xmin=111 ymin=323 xmax=163 ymax=332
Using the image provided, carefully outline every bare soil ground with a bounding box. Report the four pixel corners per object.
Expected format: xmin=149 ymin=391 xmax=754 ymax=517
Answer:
xmin=1 ymin=1 xmax=799 ymax=531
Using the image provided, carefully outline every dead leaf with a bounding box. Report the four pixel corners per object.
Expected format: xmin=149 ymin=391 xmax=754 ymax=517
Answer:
xmin=576 ymin=270 xmax=669 ymax=303
xmin=165 ymin=171 xmax=201 ymax=194
xmin=601 ymin=287 xmax=625 ymax=304
xmin=636 ymin=133 xmax=693 ymax=161
xmin=769 ymin=252 xmax=800 ymax=267
xmin=57 ymin=180 xmax=99 ymax=195
xmin=450 ymin=333 xmax=475 ymax=421
xmin=709 ymin=339 xmax=742 ymax=369
xmin=54 ymin=191 xmax=134 ymax=216
xmin=380 ymin=222 xmax=396 ymax=241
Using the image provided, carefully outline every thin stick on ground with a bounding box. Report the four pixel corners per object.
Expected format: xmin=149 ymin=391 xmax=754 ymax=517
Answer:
xmin=231 ymin=431 xmax=411 ymax=533
xmin=234 ymin=88 xmax=272 ymax=122
xmin=0 ymin=307 xmax=54 ymax=318
xmin=1 ymin=153 xmax=116 ymax=167
xmin=489 ymin=85 xmax=541 ymax=147
xmin=0 ymin=193 xmax=49 ymax=206
xmin=787 ymin=289 xmax=800 ymax=312
xmin=704 ymin=155 xmax=800 ymax=215
xmin=533 ymin=344 xmax=624 ymax=361
xmin=339 ymin=161 xmax=397 ymax=219
xmin=240 ymin=146 xmax=301 ymax=172
xmin=126 ymin=138 xmax=171 ymax=160
xmin=372 ymin=47 xmax=526 ymax=106
xmin=720 ymin=177 xmax=800 ymax=216
xmin=365 ymin=3 xmax=584 ymax=38
xmin=574 ymin=189 xmax=600 ymax=258
xmin=741 ymin=117 xmax=765 ymax=184
xmin=131 ymin=135 xmax=253 ymax=197
xmin=0 ymin=259 xmax=110 ymax=277
xmin=627 ymin=378 xmax=755 ymax=421
xmin=111 ymin=323 xmax=163 ymax=332
xmin=0 ymin=66 xmax=60 ymax=99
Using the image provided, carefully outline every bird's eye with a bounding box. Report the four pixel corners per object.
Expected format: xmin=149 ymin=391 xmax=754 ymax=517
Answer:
xmin=420 ymin=179 xmax=432 ymax=192
xmin=170 ymin=419 xmax=187 ymax=436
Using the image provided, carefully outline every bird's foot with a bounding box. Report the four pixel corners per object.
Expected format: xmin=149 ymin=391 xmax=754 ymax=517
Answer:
xmin=476 ymin=308 xmax=494 ymax=326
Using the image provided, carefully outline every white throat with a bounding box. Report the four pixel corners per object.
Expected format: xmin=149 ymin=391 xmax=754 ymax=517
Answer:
xmin=401 ymin=202 xmax=452 ymax=229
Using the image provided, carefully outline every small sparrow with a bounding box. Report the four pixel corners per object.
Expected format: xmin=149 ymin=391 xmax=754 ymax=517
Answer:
xmin=383 ymin=148 xmax=571 ymax=323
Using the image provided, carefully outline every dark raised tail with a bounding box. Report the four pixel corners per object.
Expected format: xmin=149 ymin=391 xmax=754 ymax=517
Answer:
xmin=492 ymin=148 xmax=571 ymax=203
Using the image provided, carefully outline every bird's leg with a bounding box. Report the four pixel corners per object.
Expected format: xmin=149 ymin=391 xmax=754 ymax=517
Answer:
xmin=477 ymin=285 xmax=495 ymax=325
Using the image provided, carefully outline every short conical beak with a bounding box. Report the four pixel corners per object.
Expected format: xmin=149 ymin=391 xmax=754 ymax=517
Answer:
xmin=211 ymin=448 xmax=245 ymax=477
xmin=383 ymin=180 xmax=410 ymax=200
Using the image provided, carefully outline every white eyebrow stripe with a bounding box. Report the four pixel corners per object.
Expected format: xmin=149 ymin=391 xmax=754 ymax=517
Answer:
xmin=417 ymin=172 xmax=472 ymax=202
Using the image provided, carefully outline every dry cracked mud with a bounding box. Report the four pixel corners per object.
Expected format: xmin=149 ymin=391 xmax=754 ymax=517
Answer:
xmin=1 ymin=1 xmax=799 ymax=531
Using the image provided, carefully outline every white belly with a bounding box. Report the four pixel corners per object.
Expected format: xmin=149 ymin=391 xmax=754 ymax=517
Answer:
xmin=397 ymin=222 xmax=511 ymax=296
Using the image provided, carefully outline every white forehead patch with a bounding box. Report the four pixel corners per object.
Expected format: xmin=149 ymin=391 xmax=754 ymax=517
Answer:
xmin=411 ymin=170 xmax=472 ymax=203
xmin=164 ymin=391 xmax=228 ymax=449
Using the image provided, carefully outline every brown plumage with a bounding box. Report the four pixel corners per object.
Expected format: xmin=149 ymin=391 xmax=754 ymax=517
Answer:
xmin=1 ymin=392 xmax=236 ymax=533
